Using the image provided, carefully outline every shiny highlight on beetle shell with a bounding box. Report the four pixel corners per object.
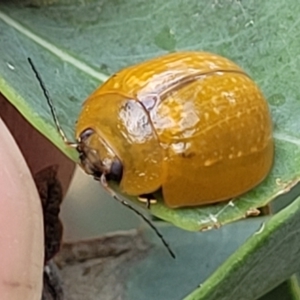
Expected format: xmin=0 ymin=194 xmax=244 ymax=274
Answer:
xmin=76 ymin=51 xmax=273 ymax=208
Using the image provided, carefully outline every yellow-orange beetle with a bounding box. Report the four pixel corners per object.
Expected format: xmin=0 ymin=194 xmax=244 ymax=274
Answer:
xmin=75 ymin=51 xmax=273 ymax=208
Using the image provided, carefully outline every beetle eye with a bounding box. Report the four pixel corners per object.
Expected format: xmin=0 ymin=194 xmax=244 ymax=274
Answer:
xmin=79 ymin=128 xmax=94 ymax=142
xmin=107 ymin=158 xmax=123 ymax=182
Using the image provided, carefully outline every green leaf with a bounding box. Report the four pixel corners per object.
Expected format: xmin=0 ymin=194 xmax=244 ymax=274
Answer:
xmin=125 ymin=195 xmax=300 ymax=299
xmin=1 ymin=0 xmax=300 ymax=230
xmin=258 ymin=275 xmax=300 ymax=300
xmin=125 ymin=217 xmax=268 ymax=300
xmin=183 ymin=195 xmax=300 ymax=300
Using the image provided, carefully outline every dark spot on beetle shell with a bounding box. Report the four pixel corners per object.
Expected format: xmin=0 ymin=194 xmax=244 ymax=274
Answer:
xmin=181 ymin=152 xmax=196 ymax=158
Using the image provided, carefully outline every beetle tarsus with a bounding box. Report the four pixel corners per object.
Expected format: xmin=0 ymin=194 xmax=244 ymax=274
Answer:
xmin=138 ymin=194 xmax=157 ymax=209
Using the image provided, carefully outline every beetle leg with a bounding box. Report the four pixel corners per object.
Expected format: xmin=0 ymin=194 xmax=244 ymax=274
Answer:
xmin=138 ymin=194 xmax=157 ymax=209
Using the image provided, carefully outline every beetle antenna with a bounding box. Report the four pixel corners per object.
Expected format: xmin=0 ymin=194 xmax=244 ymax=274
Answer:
xmin=28 ymin=58 xmax=76 ymax=147
xmin=28 ymin=58 xmax=175 ymax=259
xmin=100 ymin=174 xmax=176 ymax=259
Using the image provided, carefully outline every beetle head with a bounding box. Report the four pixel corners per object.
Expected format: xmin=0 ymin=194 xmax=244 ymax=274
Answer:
xmin=77 ymin=128 xmax=123 ymax=182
